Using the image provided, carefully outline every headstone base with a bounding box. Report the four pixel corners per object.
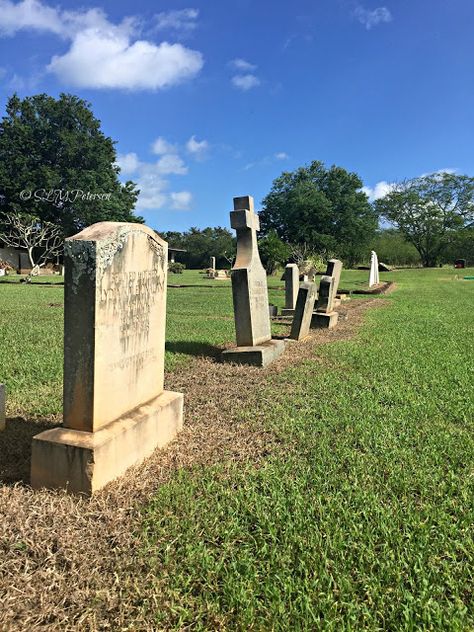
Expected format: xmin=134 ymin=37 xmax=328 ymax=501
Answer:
xmin=31 ymin=390 xmax=183 ymax=495
xmin=0 ymin=384 xmax=5 ymax=431
xmin=281 ymin=308 xmax=295 ymax=317
xmin=221 ymin=339 xmax=285 ymax=367
xmin=311 ymin=312 xmax=339 ymax=329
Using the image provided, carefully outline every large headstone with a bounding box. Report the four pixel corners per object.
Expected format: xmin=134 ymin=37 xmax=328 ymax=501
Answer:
xmin=0 ymin=384 xmax=5 ymax=431
xmin=290 ymin=282 xmax=318 ymax=341
xmin=222 ymin=196 xmax=285 ymax=366
xmin=31 ymin=222 xmax=183 ymax=495
xmin=281 ymin=264 xmax=299 ymax=316
xmin=312 ymin=259 xmax=343 ymax=329
xmin=369 ymin=251 xmax=380 ymax=287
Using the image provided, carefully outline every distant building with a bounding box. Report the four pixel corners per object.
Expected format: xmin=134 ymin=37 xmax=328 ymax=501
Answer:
xmin=168 ymin=247 xmax=186 ymax=263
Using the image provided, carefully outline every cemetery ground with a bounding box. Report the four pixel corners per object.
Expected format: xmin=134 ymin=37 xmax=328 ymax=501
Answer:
xmin=0 ymin=268 xmax=473 ymax=630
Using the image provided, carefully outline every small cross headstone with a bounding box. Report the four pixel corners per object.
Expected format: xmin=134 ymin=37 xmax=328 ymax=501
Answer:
xmin=369 ymin=250 xmax=380 ymax=287
xmin=222 ymin=196 xmax=285 ymax=366
xmin=282 ymin=263 xmax=299 ymax=316
xmin=290 ymin=282 xmax=318 ymax=341
xmin=31 ymin=222 xmax=184 ymax=495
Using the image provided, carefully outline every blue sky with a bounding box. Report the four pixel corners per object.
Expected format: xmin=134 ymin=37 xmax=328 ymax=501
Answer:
xmin=1 ymin=0 xmax=473 ymax=232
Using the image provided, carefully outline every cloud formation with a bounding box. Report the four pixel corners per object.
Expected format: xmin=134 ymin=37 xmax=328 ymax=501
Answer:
xmin=232 ymin=73 xmax=260 ymax=91
xmin=362 ymin=181 xmax=394 ymax=201
xmin=0 ymin=0 xmax=204 ymax=90
xmin=230 ymin=58 xmax=257 ymax=71
xmin=355 ymin=6 xmax=392 ymax=30
xmin=186 ymin=135 xmax=209 ymax=160
xmin=117 ymin=139 xmax=191 ymax=211
xmin=153 ymin=8 xmax=199 ymax=33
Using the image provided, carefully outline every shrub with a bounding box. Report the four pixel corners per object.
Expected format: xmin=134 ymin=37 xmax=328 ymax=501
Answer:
xmin=169 ymin=262 xmax=185 ymax=274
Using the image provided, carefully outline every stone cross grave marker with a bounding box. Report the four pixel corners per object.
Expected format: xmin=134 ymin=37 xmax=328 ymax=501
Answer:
xmin=312 ymin=259 xmax=343 ymax=329
xmin=290 ymin=282 xmax=318 ymax=341
xmin=282 ymin=263 xmax=299 ymax=316
xmin=31 ymin=222 xmax=184 ymax=495
xmin=369 ymin=250 xmax=380 ymax=287
xmin=222 ymin=196 xmax=285 ymax=366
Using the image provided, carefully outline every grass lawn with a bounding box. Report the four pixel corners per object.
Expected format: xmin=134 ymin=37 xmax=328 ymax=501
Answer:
xmin=0 ymin=266 xmax=473 ymax=629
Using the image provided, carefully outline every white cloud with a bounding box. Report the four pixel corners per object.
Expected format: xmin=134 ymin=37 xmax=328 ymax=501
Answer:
xmin=153 ymin=8 xmax=199 ymax=33
xmin=117 ymin=152 xmax=140 ymax=174
xmin=186 ymin=135 xmax=209 ymax=160
xmin=275 ymin=152 xmax=289 ymax=160
xmin=170 ymin=191 xmax=192 ymax=210
xmin=151 ymin=136 xmax=177 ymax=155
xmin=155 ymin=154 xmax=188 ymax=175
xmin=0 ymin=0 xmax=204 ymax=91
xmin=362 ymin=181 xmax=395 ymax=201
xmin=230 ymin=58 xmax=257 ymax=71
xmin=48 ymin=30 xmax=203 ymax=90
xmin=232 ymin=73 xmax=260 ymax=91
xmin=355 ymin=6 xmax=392 ymax=30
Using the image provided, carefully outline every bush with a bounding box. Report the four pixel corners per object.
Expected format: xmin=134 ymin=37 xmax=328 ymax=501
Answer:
xmin=168 ymin=262 xmax=185 ymax=274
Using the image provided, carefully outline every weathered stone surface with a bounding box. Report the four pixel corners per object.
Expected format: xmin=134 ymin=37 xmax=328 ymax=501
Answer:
xmin=369 ymin=251 xmax=380 ymax=287
xmin=290 ymin=282 xmax=317 ymax=341
xmin=311 ymin=311 xmax=339 ymax=329
xmin=229 ymin=196 xmax=271 ymax=347
xmin=282 ymin=264 xmax=299 ymax=316
xmin=315 ymin=259 xmax=343 ymax=314
xmin=0 ymin=384 xmax=5 ymax=431
xmin=210 ymin=256 xmax=216 ymax=271
xmin=31 ymin=222 xmax=183 ymax=494
xmin=222 ymin=340 xmax=285 ymax=367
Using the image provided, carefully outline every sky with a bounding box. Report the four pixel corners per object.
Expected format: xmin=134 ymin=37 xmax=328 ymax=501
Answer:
xmin=1 ymin=0 xmax=474 ymax=232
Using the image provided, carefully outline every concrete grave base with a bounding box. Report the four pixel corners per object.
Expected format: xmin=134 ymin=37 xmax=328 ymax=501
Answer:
xmin=0 ymin=384 xmax=5 ymax=431
xmin=281 ymin=308 xmax=295 ymax=317
xmin=221 ymin=339 xmax=285 ymax=367
xmin=311 ymin=312 xmax=339 ymax=329
xmin=31 ymin=390 xmax=183 ymax=495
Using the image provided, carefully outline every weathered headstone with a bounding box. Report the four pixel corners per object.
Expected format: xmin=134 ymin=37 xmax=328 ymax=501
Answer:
xmin=369 ymin=250 xmax=380 ymax=287
xmin=281 ymin=263 xmax=299 ymax=316
xmin=31 ymin=222 xmax=184 ymax=495
xmin=222 ymin=196 xmax=285 ymax=366
xmin=312 ymin=259 xmax=343 ymax=329
xmin=290 ymin=282 xmax=318 ymax=341
xmin=0 ymin=384 xmax=5 ymax=431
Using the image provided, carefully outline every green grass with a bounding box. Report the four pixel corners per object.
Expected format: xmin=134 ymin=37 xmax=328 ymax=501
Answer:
xmin=1 ymin=266 xmax=474 ymax=628
xmin=138 ymin=267 xmax=474 ymax=630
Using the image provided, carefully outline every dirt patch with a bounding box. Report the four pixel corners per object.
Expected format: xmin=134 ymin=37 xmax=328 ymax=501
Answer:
xmin=0 ymin=297 xmax=389 ymax=631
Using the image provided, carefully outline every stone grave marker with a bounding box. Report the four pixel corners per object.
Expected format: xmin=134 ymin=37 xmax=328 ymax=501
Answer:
xmin=31 ymin=222 xmax=184 ymax=495
xmin=0 ymin=384 xmax=5 ymax=431
xmin=222 ymin=196 xmax=285 ymax=366
xmin=369 ymin=250 xmax=380 ymax=287
xmin=290 ymin=282 xmax=318 ymax=341
xmin=312 ymin=259 xmax=343 ymax=329
xmin=282 ymin=264 xmax=299 ymax=316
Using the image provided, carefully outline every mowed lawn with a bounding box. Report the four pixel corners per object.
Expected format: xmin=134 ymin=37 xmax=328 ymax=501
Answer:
xmin=1 ymin=267 xmax=473 ymax=629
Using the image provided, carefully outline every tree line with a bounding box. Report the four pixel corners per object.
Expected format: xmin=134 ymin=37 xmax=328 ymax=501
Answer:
xmin=1 ymin=93 xmax=473 ymax=271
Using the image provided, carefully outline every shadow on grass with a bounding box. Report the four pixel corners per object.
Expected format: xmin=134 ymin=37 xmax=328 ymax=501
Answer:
xmin=0 ymin=417 xmax=59 ymax=485
xmin=165 ymin=340 xmax=222 ymax=359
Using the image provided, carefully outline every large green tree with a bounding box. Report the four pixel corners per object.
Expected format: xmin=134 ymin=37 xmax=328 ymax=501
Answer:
xmin=161 ymin=226 xmax=235 ymax=269
xmin=375 ymin=172 xmax=474 ymax=267
xmin=260 ymin=161 xmax=378 ymax=266
xmin=0 ymin=93 xmax=141 ymax=235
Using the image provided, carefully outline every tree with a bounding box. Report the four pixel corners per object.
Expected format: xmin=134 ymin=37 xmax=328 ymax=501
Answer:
xmin=161 ymin=226 xmax=235 ymax=269
xmin=0 ymin=93 xmax=141 ymax=236
xmin=260 ymin=161 xmax=378 ymax=266
xmin=0 ymin=213 xmax=63 ymax=272
xmin=258 ymin=229 xmax=291 ymax=274
xmin=371 ymin=229 xmax=421 ymax=267
xmin=375 ymin=172 xmax=474 ymax=267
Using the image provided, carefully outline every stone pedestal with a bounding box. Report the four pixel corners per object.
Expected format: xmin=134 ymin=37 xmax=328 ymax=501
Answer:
xmin=222 ymin=196 xmax=285 ymax=366
xmin=0 ymin=384 xmax=5 ymax=431
xmin=31 ymin=391 xmax=183 ymax=495
xmin=222 ymin=340 xmax=285 ymax=367
xmin=311 ymin=312 xmax=339 ymax=329
xmin=31 ymin=222 xmax=183 ymax=495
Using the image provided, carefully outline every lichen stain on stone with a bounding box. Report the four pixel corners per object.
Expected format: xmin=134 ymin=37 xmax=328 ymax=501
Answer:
xmin=66 ymin=241 xmax=96 ymax=294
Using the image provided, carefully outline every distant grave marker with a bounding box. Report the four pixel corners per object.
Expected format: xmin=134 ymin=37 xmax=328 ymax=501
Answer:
xmin=312 ymin=259 xmax=343 ymax=329
xmin=282 ymin=264 xmax=299 ymax=316
xmin=222 ymin=196 xmax=285 ymax=366
xmin=369 ymin=250 xmax=380 ymax=287
xmin=290 ymin=282 xmax=318 ymax=341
